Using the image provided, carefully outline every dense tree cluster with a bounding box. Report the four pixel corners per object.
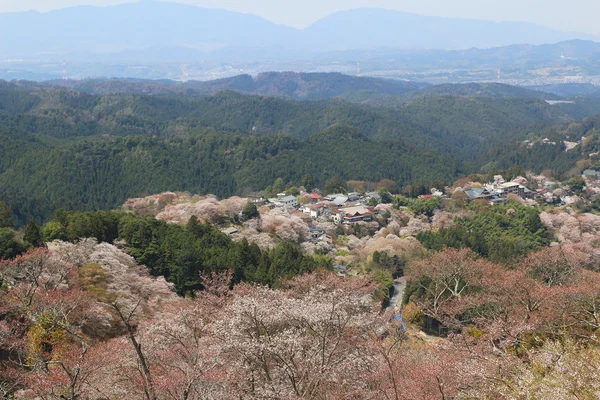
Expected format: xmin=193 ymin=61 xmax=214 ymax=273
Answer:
xmin=416 ymin=202 xmax=549 ymax=262
xmin=38 ymin=210 xmax=331 ymax=294
xmin=394 ymin=196 xmax=442 ymax=217
xmin=0 ymin=127 xmax=461 ymax=224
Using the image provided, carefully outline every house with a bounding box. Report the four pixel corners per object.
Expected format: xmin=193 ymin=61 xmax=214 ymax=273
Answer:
xmin=324 ymin=193 xmax=345 ymax=201
xmin=332 ymin=196 xmax=349 ymax=206
xmin=365 ymin=192 xmax=381 ymax=201
xmin=246 ymin=195 xmax=265 ymax=204
xmin=331 ymin=210 xmax=345 ymax=224
xmin=322 ymin=194 xmax=349 ymax=206
xmin=331 ymin=205 xmax=374 ymax=224
xmin=318 ymin=235 xmax=333 ymax=244
xmin=348 ymin=192 xmax=361 ymax=201
xmin=431 ymin=188 xmax=444 ymax=197
xmin=489 ymin=197 xmax=507 ymax=205
xmin=583 ymin=169 xmax=600 ymax=180
xmin=496 ymin=182 xmax=524 ymax=197
xmin=221 ymin=227 xmax=240 ymax=236
xmin=308 ymin=192 xmax=321 ymax=203
xmin=464 ymin=188 xmax=494 ymax=201
xmin=303 ymin=203 xmax=327 ymax=219
xmin=333 ymin=265 xmax=348 ymax=274
xmin=522 ymin=187 xmax=534 ymax=199
xmin=273 ymin=195 xmax=298 ymax=208
xmin=308 ymin=227 xmax=326 ymax=240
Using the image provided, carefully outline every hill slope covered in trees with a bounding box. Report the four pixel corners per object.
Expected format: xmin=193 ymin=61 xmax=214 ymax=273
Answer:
xmin=0 ymin=78 xmax=597 ymax=223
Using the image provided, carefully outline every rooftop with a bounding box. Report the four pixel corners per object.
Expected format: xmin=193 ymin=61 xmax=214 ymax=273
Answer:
xmin=222 ymin=227 xmax=240 ymax=235
xmin=498 ymin=182 xmax=520 ymax=189
xmin=339 ymin=205 xmax=371 ymax=216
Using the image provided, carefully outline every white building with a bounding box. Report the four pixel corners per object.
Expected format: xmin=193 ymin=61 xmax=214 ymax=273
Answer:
xmin=274 ymin=195 xmax=298 ymax=208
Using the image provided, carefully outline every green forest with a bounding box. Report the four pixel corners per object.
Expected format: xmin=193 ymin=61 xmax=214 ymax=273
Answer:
xmin=0 ymin=79 xmax=599 ymax=224
xmin=416 ymin=202 xmax=549 ymax=262
xmin=22 ymin=209 xmax=332 ymax=294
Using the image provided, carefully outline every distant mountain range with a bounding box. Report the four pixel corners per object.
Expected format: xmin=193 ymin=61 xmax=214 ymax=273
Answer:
xmin=2 ymin=40 xmax=600 ymax=84
xmin=46 ymin=72 xmax=429 ymax=100
xmin=0 ymin=1 xmax=597 ymax=59
xmin=322 ymin=40 xmax=600 ymax=70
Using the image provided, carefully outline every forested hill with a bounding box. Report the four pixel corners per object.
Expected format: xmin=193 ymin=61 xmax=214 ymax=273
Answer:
xmin=0 ymin=127 xmax=461 ymax=223
xmin=48 ymin=72 xmax=429 ymax=100
xmin=47 ymin=73 xmax=563 ymax=103
xmin=0 ymin=80 xmax=579 ymax=148
xmin=406 ymin=83 xmax=558 ymax=100
xmin=0 ymin=78 xmax=597 ymax=223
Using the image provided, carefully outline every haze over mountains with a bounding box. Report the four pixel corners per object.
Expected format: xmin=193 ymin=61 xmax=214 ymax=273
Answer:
xmin=1 ymin=0 xmax=598 ymax=59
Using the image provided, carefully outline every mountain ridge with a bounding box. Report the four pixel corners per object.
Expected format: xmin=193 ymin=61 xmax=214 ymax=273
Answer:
xmin=42 ymin=72 xmax=561 ymax=103
xmin=0 ymin=2 xmax=597 ymax=57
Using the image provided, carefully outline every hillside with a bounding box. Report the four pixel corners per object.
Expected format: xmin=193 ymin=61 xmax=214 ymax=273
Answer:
xmin=185 ymin=72 xmax=429 ymax=100
xmin=1 ymin=80 xmax=579 ymax=150
xmin=0 ymin=127 xmax=461 ymax=223
xmin=47 ymin=75 xmax=573 ymax=105
xmin=5 ymin=171 xmax=600 ymax=398
xmin=0 ymin=78 xmax=596 ymax=222
xmin=47 ymin=72 xmax=429 ymax=100
xmin=408 ymin=83 xmax=558 ymax=100
xmin=528 ymin=83 xmax=600 ymax=97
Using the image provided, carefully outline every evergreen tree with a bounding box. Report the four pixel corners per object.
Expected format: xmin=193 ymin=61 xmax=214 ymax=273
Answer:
xmin=242 ymin=202 xmax=259 ymax=220
xmin=0 ymin=228 xmax=26 ymax=259
xmin=568 ymin=176 xmax=586 ymax=193
xmin=301 ymin=174 xmax=314 ymax=192
xmin=186 ymin=215 xmax=199 ymax=232
xmin=285 ymin=186 xmax=300 ymax=196
xmin=377 ymin=187 xmax=393 ymax=204
xmin=0 ymin=201 xmax=13 ymax=228
xmin=272 ymin=178 xmax=286 ymax=194
xmin=354 ymin=223 xmax=362 ymax=238
xmin=324 ymin=176 xmax=347 ymax=194
xmin=23 ymin=221 xmax=42 ymax=247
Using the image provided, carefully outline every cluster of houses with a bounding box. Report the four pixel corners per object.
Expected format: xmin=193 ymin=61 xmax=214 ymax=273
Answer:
xmin=256 ymin=174 xmax=557 ymax=225
xmin=225 ymin=172 xmax=592 ymax=239
xmin=583 ymin=169 xmax=600 ymax=180
xmin=458 ymin=173 xmax=587 ymax=206
xmin=250 ymin=191 xmax=382 ymax=245
xmin=249 ymin=191 xmax=382 ymax=215
xmin=303 ymin=193 xmax=380 ymax=222
xmin=462 ymin=176 xmax=533 ymax=204
xmin=251 ymin=191 xmax=382 ymax=222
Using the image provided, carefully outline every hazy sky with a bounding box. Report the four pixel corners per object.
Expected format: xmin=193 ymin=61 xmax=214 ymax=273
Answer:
xmin=1 ymin=0 xmax=599 ymax=36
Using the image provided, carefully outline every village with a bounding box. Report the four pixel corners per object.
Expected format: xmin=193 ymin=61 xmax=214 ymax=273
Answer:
xmin=121 ymin=166 xmax=600 ymax=282
xmin=235 ymin=169 xmax=596 ymax=239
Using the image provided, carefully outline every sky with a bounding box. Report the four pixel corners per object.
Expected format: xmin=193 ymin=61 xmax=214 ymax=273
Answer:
xmin=0 ymin=0 xmax=599 ymax=36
